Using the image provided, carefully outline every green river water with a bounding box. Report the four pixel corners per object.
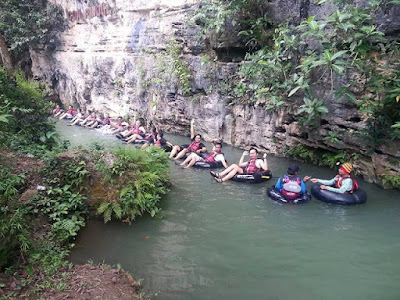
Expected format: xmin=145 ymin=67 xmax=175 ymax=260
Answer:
xmin=56 ymin=121 xmax=400 ymax=300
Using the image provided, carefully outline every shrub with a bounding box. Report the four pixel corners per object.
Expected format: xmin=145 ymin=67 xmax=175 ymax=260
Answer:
xmin=0 ymin=70 xmax=58 ymax=154
xmin=96 ymin=147 xmax=169 ymax=223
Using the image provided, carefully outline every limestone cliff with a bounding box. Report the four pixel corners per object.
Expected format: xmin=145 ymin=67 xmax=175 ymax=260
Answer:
xmin=31 ymin=0 xmax=400 ymax=186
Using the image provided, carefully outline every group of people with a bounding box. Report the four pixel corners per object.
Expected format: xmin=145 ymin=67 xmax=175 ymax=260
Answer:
xmin=166 ymin=119 xmax=358 ymax=199
xmin=273 ymin=162 xmax=358 ymax=201
xmin=54 ymin=105 xmax=359 ymax=201
xmin=52 ymin=105 xmax=172 ymax=150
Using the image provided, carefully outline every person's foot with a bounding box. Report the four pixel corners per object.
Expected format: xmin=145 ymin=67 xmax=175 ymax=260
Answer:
xmin=214 ymin=177 xmax=223 ymax=183
xmin=174 ymin=161 xmax=181 ymax=165
xmin=210 ymin=171 xmax=220 ymax=178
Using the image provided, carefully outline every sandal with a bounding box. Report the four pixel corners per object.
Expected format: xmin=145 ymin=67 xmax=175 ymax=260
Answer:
xmin=214 ymin=177 xmax=223 ymax=183
xmin=210 ymin=171 xmax=220 ymax=178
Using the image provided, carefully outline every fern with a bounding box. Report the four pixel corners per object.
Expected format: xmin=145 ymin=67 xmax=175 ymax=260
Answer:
xmin=113 ymin=203 xmax=122 ymax=219
xmin=97 ymin=201 xmax=110 ymax=214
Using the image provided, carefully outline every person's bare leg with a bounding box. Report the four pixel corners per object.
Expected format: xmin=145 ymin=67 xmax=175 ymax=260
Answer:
xmin=169 ymin=145 xmax=180 ymax=159
xmin=174 ymin=149 xmax=188 ymax=160
xmin=220 ymin=166 xmax=243 ymax=182
xmin=180 ymin=154 xmax=194 ymax=166
xmin=184 ymin=156 xmax=198 ymax=168
xmin=218 ymin=164 xmax=237 ymax=177
xmin=126 ymin=134 xmax=140 ymax=144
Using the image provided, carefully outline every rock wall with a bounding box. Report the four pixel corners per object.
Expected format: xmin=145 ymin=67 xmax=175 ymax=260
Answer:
xmin=31 ymin=0 xmax=400 ymax=186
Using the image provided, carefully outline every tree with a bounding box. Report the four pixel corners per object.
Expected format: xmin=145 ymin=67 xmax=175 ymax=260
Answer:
xmin=0 ymin=0 xmax=65 ymax=62
xmin=0 ymin=32 xmax=13 ymax=74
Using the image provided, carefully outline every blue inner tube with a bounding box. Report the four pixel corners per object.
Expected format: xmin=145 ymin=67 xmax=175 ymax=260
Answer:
xmin=231 ymin=170 xmax=272 ymax=184
xmin=267 ymin=186 xmax=311 ymax=204
xmin=194 ymin=161 xmax=223 ymax=169
xmin=311 ymin=184 xmax=367 ymax=205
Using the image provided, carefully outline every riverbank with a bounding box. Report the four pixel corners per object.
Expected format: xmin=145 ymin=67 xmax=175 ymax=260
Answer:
xmin=0 ymin=263 xmax=142 ymax=300
xmin=0 ymin=146 xmax=168 ymax=299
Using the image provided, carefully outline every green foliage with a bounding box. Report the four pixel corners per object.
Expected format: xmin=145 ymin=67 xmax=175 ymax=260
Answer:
xmin=296 ymin=96 xmax=329 ymax=127
xmin=149 ymin=40 xmax=192 ymax=96
xmin=193 ymin=1 xmax=400 ymax=138
xmin=33 ymin=154 xmax=90 ymax=245
xmin=97 ymin=201 xmax=122 ymax=223
xmin=381 ymin=173 xmax=400 ymax=189
xmin=189 ymin=0 xmax=271 ymax=48
xmin=323 ymin=131 xmax=342 ymax=144
xmin=0 ymin=168 xmax=31 ymax=269
xmin=286 ymin=144 xmax=360 ymax=170
xmin=34 ymin=186 xmax=87 ymax=245
xmin=0 ymin=0 xmax=65 ymax=55
xmin=96 ymin=147 xmax=169 ymax=223
xmin=0 ymin=70 xmax=59 ymax=155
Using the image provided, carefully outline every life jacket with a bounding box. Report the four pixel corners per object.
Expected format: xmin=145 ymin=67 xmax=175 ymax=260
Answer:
xmin=187 ymin=141 xmax=201 ymax=152
xmin=133 ymin=126 xmax=143 ymax=134
xmin=146 ymin=132 xmax=157 ymax=140
xmin=281 ymin=175 xmax=302 ymax=200
xmin=204 ymin=151 xmax=223 ymax=163
xmin=101 ymin=117 xmax=110 ymax=125
xmin=245 ymin=159 xmax=261 ymax=174
xmin=334 ymin=175 xmax=359 ymax=194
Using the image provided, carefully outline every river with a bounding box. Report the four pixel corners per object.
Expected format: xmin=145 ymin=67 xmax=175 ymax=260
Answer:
xmin=55 ymin=121 xmax=400 ymax=300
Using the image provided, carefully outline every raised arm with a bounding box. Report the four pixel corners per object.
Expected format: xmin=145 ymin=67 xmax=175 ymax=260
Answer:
xmin=190 ymin=119 xmax=195 ymax=139
xmin=260 ymin=153 xmax=268 ymax=171
xmin=238 ymin=151 xmax=248 ymax=167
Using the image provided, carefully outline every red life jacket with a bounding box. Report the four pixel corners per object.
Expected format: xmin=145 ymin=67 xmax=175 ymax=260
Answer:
xmin=133 ymin=126 xmax=143 ymax=135
xmin=146 ymin=132 xmax=157 ymax=140
xmin=204 ymin=151 xmax=222 ymax=163
xmin=101 ymin=117 xmax=110 ymax=125
xmin=334 ymin=175 xmax=359 ymax=194
xmin=187 ymin=141 xmax=201 ymax=152
xmin=245 ymin=159 xmax=261 ymax=174
xmin=281 ymin=175 xmax=302 ymax=200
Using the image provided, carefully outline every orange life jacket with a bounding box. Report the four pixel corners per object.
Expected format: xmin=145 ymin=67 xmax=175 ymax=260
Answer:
xmin=334 ymin=175 xmax=359 ymax=194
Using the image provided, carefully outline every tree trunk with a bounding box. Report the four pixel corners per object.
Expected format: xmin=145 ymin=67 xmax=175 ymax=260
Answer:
xmin=0 ymin=32 xmax=13 ymax=75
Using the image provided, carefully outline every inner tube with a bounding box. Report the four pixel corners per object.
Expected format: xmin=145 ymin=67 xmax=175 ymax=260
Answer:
xmin=194 ymin=161 xmax=223 ymax=169
xmin=132 ymin=139 xmax=148 ymax=144
xmin=267 ymin=186 xmax=311 ymax=204
xmin=231 ymin=170 xmax=272 ymax=184
xmin=311 ymin=184 xmax=367 ymax=205
xmin=160 ymin=144 xmax=172 ymax=152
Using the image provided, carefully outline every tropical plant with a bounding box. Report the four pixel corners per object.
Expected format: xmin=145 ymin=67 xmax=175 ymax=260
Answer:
xmin=0 ymin=0 xmax=65 ymax=55
xmin=95 ymin=147 xmax=169 ymax=223
xmin=0 ymin=70 xmax=59 ymax=154
xmin=296 ymin=96 xmax=329 ymax=126
xmin=0 ymin=168 xmax=30 ymax=269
